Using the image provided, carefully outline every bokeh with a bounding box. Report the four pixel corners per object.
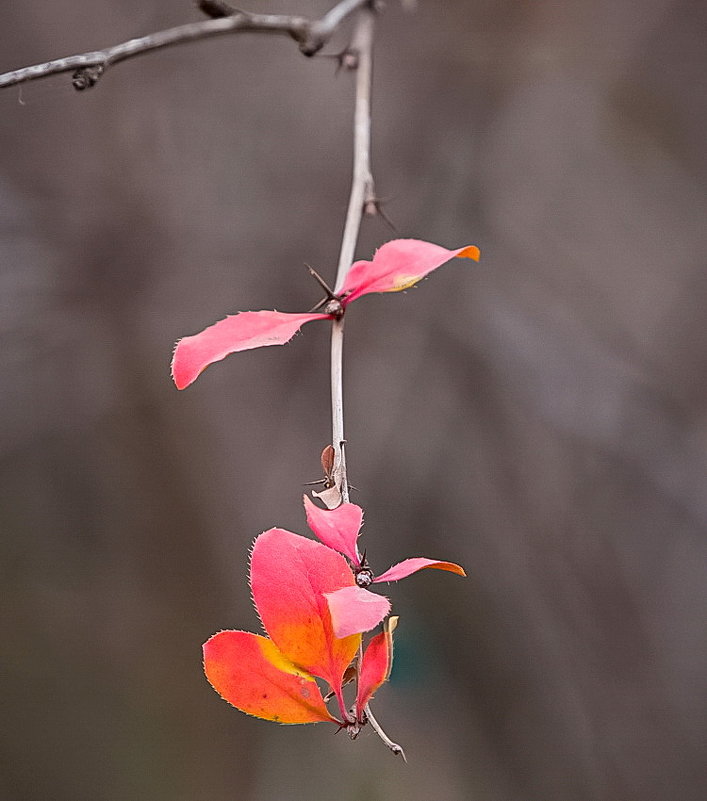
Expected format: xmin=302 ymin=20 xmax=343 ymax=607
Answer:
xmin=1 ymin=1 xmax=706 ymax=799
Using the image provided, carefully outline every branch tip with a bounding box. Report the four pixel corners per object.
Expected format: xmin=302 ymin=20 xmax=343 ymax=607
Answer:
xmin=365 ymin=704 xmax=406 ymax=760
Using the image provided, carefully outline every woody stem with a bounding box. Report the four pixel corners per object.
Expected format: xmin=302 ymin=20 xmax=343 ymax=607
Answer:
xmin=330 ymin=6 xmax=375 ymax=501
xmin=365 ymin=704 xmax=407 ymax=761
xmin=327 ymin=4 xmax=402 ymax=759
xmin=0 ymin=0 xmax=374 ymax=89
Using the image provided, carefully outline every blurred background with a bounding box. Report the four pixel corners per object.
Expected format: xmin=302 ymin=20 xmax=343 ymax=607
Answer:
xmin=1 ymin=1 xmax=706 ymax=799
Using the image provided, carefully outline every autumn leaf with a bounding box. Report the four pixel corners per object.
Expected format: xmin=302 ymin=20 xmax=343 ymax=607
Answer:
xmin=172 ymin=239 xmax=479 ymax=388
xmin=250 ymin=528 xmax=362 ymax=711
xmin=356 ymin=617 xmax=398 ymax=720
xmin=203 ymin=527 xmax=390 ymax=724
xmin=324 ymin=585 xmax=392 ymax=639
xmin=303 ymin=498 xmax=466 ymax=636
xmin=303 ymin=494 xmax=362 ymax=564
xmin=203 ymin=630 xmax=336 ymax=724
xmin=172 ymin=310 xmax=328 ymax=389
xmin=374 ymin=557 xmax=466 ymax=583
xmin=339 ymin=239 xmax=480 ymax=304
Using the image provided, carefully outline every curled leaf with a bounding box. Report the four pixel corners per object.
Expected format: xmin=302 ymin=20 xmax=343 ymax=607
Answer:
xmin=203 ymin=630 xmax=336 ymax=724
xmin=356 ymin=616 xmax=398 ymax=718
xmin=304 ymin=494 xmax=363 ymax=564
xmin=172 ymin=310 xmax=329 ymax=389
xmin=325 ymin=585 xmax=391 ymax=638
xmin=339 ymin=239 xmax=480 ymax=304
xmin=374 ymin=558 xmax=467 ymax=584
xmin=311 ymin=485 xmax=343 ymax=510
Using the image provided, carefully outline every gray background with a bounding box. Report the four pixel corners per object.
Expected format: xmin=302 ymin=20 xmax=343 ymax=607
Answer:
xmin=1 ymin=1 xmax=706 ymax=799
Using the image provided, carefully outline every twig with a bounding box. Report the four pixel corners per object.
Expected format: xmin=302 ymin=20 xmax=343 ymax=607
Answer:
xmin=0 ymin=0 xmax=372 ymax=90
xmin=329 ymin=9 xmax=403 ymax=757
xmin=330 ymin=8 xmax=375 ymax=504
xmin=365 ymin=703 xmax=407 ymax=761
xmin=332 ymin=13 xmax=375 ymax=294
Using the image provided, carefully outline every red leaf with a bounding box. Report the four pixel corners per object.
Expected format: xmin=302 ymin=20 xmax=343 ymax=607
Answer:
xmin=324 ymin=585 xmax=391 ymax=638
xmin=374 ymin=558 xmax=467 ymax=583
xmin=339 ymin=239 xmax=480 ymax=304
xmin=172 ymin=310 xmax=329 ymax=389
xmin=304 ymin=494 xmax=363 ymax=564
xmin=203 ymin=630 xmax=336 ymax=724
xmin=356 ymin=617 xmax=398 ymax=718
xmin=250 ymin=528 xmax=360 ymax=719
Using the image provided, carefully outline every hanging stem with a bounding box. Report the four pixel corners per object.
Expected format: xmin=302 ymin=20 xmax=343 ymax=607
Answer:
xmin=333 ymin=11 xmax=375 ymax=293
xmin=330 ymin=7 xmax=375 ymax=502
xmin=328 ymin=6 xmax=405 ymax=759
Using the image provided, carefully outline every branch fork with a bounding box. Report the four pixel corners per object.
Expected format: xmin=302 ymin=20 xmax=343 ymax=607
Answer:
xmin=0 ymin=0 xmax=376 ymax=90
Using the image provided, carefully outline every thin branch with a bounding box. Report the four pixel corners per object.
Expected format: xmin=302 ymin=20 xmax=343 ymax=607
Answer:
xmin=365 ymin=704 xmax=407 ymax=761
xmin=330 ymin=7 xmax=375 ymax=504
xmin=328 ymin=10 xmax=404 ymax=758
xmin=0 ymin=0 xmax=371 ymax=90
xmin=333 ymin=13 xmax=375 ymax=294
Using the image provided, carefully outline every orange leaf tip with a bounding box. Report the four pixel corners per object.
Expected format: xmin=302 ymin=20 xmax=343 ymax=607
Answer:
xmin=203 ymin=630 xmax=336 ymax=724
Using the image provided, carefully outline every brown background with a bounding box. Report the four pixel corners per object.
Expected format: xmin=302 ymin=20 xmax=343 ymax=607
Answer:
xmin=1 ymin=1 xmax=706 ymax=799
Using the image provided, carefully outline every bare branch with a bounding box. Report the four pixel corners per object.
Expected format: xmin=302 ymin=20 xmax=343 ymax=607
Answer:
xmin=326 ymin=16 xmax=407 ymax=757
xmin=332 ymin=12 xmax=375 ymax=295
xmin=0 ymin=0 xmax=372 ymax=90
xmin=330 ymin=7 xmax=374 ymax=505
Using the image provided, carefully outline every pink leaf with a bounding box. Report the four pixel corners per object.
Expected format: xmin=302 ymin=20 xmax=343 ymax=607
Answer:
xmin=339 ymin=239 xmax=480 ymax=304
xmin=172 ymin=310 xmax=329 ymax=389
xmin=304 ymin=495 xmax=363 ymax=564
xmin=250 ymin=528 xmax=360 ymax=720
xmin=374 ymin=557 xmax=467 ymax=583
xmin=356 ymin=616 xmax=398 ymax=718
xmin=324 ymin=585 xmax=391 ymax=639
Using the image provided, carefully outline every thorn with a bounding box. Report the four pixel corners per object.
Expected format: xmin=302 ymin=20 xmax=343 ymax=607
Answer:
xmin=320 ymin=47 xmax=359 ymax=74
xmin=305 ymin=267 xmax=345 ymax=317
xmin=307 ymin=297 xmax=330 ymax=313
xmin=305 ymin=264 xmax=336 ymax=299
xmin=340 ymin=48 xmax=360 ymax=72
xmin=363 ymin=197 xmax=397 ymax=232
